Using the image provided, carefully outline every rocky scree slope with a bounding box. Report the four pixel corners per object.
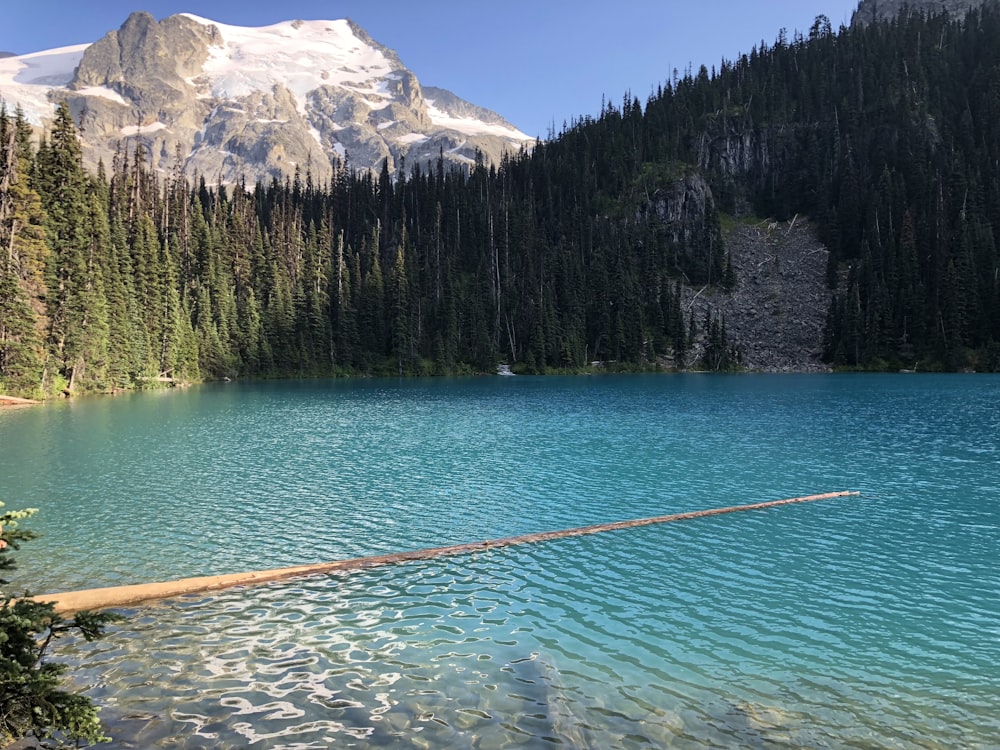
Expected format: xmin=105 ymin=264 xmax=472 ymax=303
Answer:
xmin=684 ymin=217 xmax=833 ymax=373
xmin=640 ymin=173 xmax=832 ymax=372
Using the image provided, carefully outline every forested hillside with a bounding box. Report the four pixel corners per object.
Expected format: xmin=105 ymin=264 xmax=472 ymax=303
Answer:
xmin=1 ymin=6 xmax=999 ymax=398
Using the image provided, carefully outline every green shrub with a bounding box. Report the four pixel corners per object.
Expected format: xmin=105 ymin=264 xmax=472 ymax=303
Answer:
xmin=0 ymin=503 xmax=122 ymax=748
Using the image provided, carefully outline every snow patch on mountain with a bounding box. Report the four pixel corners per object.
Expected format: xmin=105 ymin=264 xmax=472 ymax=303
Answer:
xmin=396 ymin=133 xmax=430 ymax=145
xmin=427 ymin=100 xmax=530 ymax=139
xmin=76 ymin=85 xmax=129 ymax=105
xmin=120 ymin=121 xmax=167 ymax=136
xmin=183 ymin=15 xmax=396 ymax=111
xmin=0 ymin=45 xmax=86 ymax=124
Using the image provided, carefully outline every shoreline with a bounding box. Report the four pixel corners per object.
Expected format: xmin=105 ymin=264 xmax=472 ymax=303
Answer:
xmin=1 ymin=368 xmax=982 ymax=408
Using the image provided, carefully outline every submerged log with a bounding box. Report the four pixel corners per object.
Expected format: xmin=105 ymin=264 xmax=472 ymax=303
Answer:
xmin=36 ymin=491 xmax=859 ymax=614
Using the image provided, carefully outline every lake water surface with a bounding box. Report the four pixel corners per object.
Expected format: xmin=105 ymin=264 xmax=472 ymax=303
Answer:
xmin=1 ymin=374 xmax=997 ymax=748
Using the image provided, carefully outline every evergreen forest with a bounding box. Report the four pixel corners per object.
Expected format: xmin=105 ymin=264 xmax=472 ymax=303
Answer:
xmin=2 ymin=6 xmax=999 ymax=398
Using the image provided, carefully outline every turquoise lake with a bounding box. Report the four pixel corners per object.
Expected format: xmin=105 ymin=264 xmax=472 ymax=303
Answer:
xmin=1 ymin=374 xmax=998 ymax=748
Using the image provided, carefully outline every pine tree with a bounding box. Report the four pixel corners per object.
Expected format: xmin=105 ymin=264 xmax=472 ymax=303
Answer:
xmin=0 ymin=260 xmax=44 ymax=396
xmin=34 ymin=102 xmax=105 ymax=393
xmin=390 ymin=244 xmax=410 ymax=374
xmin=0 ymin=106 xmax=47 ymax=396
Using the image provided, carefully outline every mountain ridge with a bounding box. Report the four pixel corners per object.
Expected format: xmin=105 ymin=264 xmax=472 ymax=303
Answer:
xmin=852 ymin=0 xmax=992 ymax=24
xmin=0 ymin=12 xmax=533 ymax=183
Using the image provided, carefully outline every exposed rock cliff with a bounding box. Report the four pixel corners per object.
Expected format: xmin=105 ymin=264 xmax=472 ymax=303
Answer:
xmin=852 ymin=0 xmax=991 ymax=25
xmin=642 ymin=173 xmax=724 ymax=275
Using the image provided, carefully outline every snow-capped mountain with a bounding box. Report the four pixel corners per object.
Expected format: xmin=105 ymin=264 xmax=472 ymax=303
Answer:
xmin=0 ymin=12 xmax=534 ymax=182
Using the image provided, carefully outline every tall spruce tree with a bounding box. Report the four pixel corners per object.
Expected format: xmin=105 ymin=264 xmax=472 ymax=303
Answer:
xmin=0 ymin=106 xmax=47 ymax=396
xmin=34 ymin=103 xmax=107 ymax=393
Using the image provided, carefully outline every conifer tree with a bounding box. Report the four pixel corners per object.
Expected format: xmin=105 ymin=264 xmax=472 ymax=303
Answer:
xmin=0 ymin=106 xmax=47 ymax=396
xmin=0 ymin=501 xmax=123 ymax=746
xmin=34 ymin=103 xmax=104 ymax=393
xmin=390 ymin=244 xmax=410 ymax=373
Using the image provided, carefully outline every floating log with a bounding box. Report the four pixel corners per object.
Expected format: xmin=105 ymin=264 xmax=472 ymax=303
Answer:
xmin=35 ymin=491 xmax=858 ymax=614
xmin=0 ymin=394 xmax=41 ymax=406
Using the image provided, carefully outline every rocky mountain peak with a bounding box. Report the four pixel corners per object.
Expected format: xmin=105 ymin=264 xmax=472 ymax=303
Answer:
xmin=852 ymin=0 xmax=992 ymax=25
xmin=71 ymin=12 xmax=218 ymax=118
xmin=0 ymin=12 xmax=533 ymax=183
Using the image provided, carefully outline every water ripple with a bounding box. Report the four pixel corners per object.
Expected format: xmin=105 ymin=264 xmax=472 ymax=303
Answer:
xmin=6 ymin=375 xmax=1000 ymax=748
xmin=54 ymin=509 xmax=998 ymax=749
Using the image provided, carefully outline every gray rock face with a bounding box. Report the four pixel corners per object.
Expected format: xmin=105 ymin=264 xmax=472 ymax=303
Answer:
xmin=852 ymin=0 xmax=991 ymax=25
xmin=2 ymin=12 xmax=532 ymax=183
xmin=644 ymin=174 xmax=723 ymax=259
xmin=72 ymin=12 xmax=217 ymax=109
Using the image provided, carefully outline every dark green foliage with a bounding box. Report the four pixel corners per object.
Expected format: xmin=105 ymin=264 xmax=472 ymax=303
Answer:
xmin=2 ymin=5 xmax=1000 ymax=391
xmin=0 ymin=266 xmax=43 ymax=395
xmin=33 ymin=103 xmax=104 ymax=393
xmin=0 ymin=503 xmax=123 ymax=747
xmin=700 ymin=311 xmax=740 ymax=372
xmin=0 ymin=97 xmax=725 ymax=388
xmin=0 ymin=105 xmax=48 ymax=397
xmin=656 ymin=7 xmax=1000 ymax=369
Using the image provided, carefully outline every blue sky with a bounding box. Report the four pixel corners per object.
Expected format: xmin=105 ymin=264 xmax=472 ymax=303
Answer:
xmin=2 ymin=1 xmax=862 ymax=139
